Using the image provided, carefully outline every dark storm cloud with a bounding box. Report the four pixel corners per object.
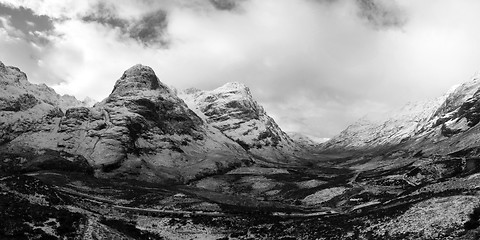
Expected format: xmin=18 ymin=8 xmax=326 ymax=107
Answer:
xmin=82 ymin=3 xmax=168 ymax=47
xmin=82 ymin=2 xmax=128 ymax=29
xmin=355 ymin=0 xmax=407 ymax=29
xmin=209 ymin=0 xmax=246 ymax=11
xmin=0 ymin=2 xmax=54 ymax=44
xmin=128 ymin=10 xmax=168 ymax=46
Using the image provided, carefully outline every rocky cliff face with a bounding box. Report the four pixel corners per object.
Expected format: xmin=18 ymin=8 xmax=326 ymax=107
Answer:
xmin=0 ymin=61 xmax=91 ymax=145
xmin=0 ymin=63 xmax=250 ymax=183
xmin=178 ymin=82 xmax=304 ymax=162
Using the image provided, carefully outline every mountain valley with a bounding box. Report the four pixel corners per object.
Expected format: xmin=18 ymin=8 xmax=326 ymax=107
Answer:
xmin=2 ymin=61 xmax=480 ymax=239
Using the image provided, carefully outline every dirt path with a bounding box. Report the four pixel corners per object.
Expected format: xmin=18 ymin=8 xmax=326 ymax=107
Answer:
xmin=57 ymin=187 xmax=339 ymax=219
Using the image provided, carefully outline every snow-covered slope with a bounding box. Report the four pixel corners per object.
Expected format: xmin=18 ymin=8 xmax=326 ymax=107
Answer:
xmin=0 ymin=62 xmax=92 ymax=111
xmin=404 ymin=76 xmax=480 ymax=155
xmin=322 ymin=74 xmax=480 ymax=154
xmin=178 ymin=82 xmax=304 ymax=162
xmin=0 ymin=61 xmax=90 ymax=145
xmin=0 ymin=63 xmax=250 ymax=183
xmin=287 ymin=132 xmax=328 ymax=150
xmin=321 ymin=98 xmax=446 ymax=151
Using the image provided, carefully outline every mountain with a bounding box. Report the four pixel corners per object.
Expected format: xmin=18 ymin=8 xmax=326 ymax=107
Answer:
xmin=0 ymin=63 xmax=250 ymax=183
xmin=321 ymin=98 xmax=446 ymax=152
xmin=0 ymin=61 xmax=91 ymax=145
xmin=286 ymin=132 xmax=329 ymax=150
xmin=403 ymin=77 xmax=480 ymax=155
xmin=178 ymin=82 xmax=305 ymax=163
xmin=322 ymin=74 xmax=480 ymax=155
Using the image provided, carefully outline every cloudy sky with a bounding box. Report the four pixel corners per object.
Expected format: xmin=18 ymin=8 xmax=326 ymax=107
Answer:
xmin=1 ymin=0 xmax=480 ymax=138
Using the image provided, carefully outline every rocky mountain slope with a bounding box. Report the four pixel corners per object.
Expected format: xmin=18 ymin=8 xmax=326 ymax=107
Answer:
xmin=0 ymin=62 xmax=92 ymax=146
xmin=0 ymin=62 xmax=251 ymax=183
xmin=321 ymin=98 xmax=446 ymax=151
xmin=322 ymin=76 xmax=480 ymax=153
xmin=178 ymin=82 xmax=305 ymax=163
xmin=404 ymin=77 xmax=480 ymax=155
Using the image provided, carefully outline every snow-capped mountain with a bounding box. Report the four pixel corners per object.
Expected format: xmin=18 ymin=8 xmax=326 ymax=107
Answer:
xmin=286 ymin=132 xmax=328 ymax=150
xmin=0 ymin=62 xmax=93 ymax=112
xmin=322 ymin=74 xmax=480 ymax=154
xmin=0 ymin=63 xmax=250 ymax=183
xmin=0 ymin=61 xmax=91 ymax=145
xmin=404 ymin=76 xmax=480 ymax=155
xmin=321 ymin=98 xmax=446 ymax=151
xmin=178 ymin=82 xmax=305 ymax=162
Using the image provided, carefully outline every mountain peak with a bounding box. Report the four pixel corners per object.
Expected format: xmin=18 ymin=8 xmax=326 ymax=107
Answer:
xmin=220 ymin=82 xmax=248 ymax=89
xmin=124 ymin=64 xmax=156 ymax=77
xmin=216 ymin=82 xmax=251 ymax=94
xmin=0 ymin=62 xmax=29 ymax=84
xmin=111 ymin=64 xmax=164 ymax=96
xmin=0 ymin=61 xmax=6 ymax=74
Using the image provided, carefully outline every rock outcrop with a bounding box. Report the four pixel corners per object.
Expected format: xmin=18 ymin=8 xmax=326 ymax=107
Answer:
xmin=178 ymin=82 xmax=305 ymax=163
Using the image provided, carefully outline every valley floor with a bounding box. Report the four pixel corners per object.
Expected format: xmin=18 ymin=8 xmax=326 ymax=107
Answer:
xmin=2 ymin=152 xmax=480 ymax=239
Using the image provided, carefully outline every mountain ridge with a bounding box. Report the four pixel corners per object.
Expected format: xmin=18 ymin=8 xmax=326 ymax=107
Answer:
xmin=321 ymin=73 xmax=480 ymax=156
xmin=177 ymin=81 xmax=308 ymax=163
xmin=0 ymin=61 xmax=313 ymax=184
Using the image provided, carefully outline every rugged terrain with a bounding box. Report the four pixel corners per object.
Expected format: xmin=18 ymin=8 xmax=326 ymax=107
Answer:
xmin=2 ymin=61 xmax=480 ymax=239
xmin=321 ymin=98 xmax=447 ymax=152
xmin=178 ymin=83 xmax=306 ymax=163
xmin=321 ymin=75 xmax=480 ymax=154
xmin=1 ymin=63 xmax=252 ymax=183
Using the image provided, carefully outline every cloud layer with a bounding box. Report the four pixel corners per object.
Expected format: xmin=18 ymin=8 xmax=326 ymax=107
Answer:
xmin=1 ymin=0 xmax=480 ymax=137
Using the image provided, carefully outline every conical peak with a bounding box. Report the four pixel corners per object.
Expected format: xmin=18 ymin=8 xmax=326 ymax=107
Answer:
xmin=111 ymin=64 xmax=163 ymax=95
